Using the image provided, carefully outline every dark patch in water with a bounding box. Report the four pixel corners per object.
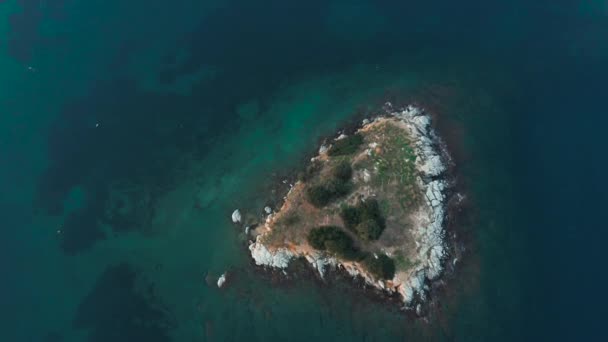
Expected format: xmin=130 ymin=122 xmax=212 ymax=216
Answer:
xmin=73 ymin=263 xmax=174 ymax=342
xmin=35 ymin=77 xmax=236 ymax=253
xmin=43 ymin=331 xmax=63 ymax=342
xmin=30 ymin=0 xmax=411 ymax=254
xmin=59 ymin=190 xmax=107 ymax=255
xmin=7 ymin=0 xmax=68 ymax=63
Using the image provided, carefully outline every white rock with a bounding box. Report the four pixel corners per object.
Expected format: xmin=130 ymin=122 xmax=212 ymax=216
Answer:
xmin=249 ymin=240 xmax=293 ymax=269
xmin=245 ymin=226 xmax=250 ymax=235
xmin=217 ymin=273 xmax=226 ymax=288
xmin=362 ymin=119 xmax=370 ymax=125
xmin=319 ymin=144 xmax=329 ymax=154
xmin=305 ymin=252 xmax=337 ymax=279
xmin=231 ymin=209 xmax=241 ymax=223
xmin=335 ymin=133 xmax=347 ymax=140
xmin=389 ymin=105 xmax=450 ymax=305
xmin=363 ymin=169 xmax=371 ymax=183
xmin=264 ymin=206 xmax=272 ymax=214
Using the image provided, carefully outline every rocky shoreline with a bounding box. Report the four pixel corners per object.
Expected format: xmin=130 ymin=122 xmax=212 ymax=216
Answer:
xmin=243 ymin=104 xmax=460 ymax=311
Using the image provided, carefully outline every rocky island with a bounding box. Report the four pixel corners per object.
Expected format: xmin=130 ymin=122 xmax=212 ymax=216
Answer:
xmin=245 ymin=104 xmax=457 ymax=310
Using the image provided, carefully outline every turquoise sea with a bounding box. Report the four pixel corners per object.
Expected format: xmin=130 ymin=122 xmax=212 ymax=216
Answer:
xmin=1 ymin=1 xmax=606 ymax=341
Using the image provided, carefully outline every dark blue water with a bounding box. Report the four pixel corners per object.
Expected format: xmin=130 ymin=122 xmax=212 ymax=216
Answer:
xmin=1 ymin=0 xmax=606 ymax=340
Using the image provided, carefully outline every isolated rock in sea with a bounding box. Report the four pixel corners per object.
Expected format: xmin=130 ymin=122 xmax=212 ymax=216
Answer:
xmin=247 ymin=104 xmax=454 ymax=308
xmin=231 ymin=209 xmax=242 ymax=223
xmin=217 ymin=272 xmax=227 ymax=288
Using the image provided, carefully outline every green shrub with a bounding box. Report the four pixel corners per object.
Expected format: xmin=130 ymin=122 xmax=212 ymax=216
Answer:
xmin=327 ymin=178 xmax=351 ymax=195
xmin=340 ymin=205 xmax=361 ymax=229
xmin=356 ymin=219 xmax=383 ymax=241
xmin=362 ymin=253 xmax=396 ymax=280
xmin=331 ymin=161 xmax=353 ymax=181
xmin=306 ymin=178 xmax=351 ymax=208
xmin=340 ymin=199 xmax=386 ymax=240
xmin=327 ymin=134 xmax=364 ymax=156
xmin=306 ymin=184 xmax=335 ymax=208
xmin=307 ymin=226 xmax=360 ymax=260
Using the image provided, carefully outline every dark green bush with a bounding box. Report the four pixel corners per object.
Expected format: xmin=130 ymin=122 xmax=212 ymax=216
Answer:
xmin=306 ymin=178 xmax=351 ymax=208
xmin=356 ymin=219 xmax=383 ymax=241
xmin=340 ymin=205 xmax=361 ymax=229
xmin=362 ymin=253 xmax=396 ymax=280
xmin=307 ymin=226 xmax=360 ymax=260
xmin=306 ymin=184 xmax=334 ymax=208
xmin=340 ymin=199 xmax=386 ymax=240
xmin=327 ymin=178 xmax=351 ymax=195
xmin=331 ymin=161 xmax=353 ymax=181
xmin=327 ymin=134 xmax=364 ymax=156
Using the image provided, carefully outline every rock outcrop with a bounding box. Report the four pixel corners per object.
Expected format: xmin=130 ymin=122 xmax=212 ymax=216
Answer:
xmin=394 ymin=105 xmax=449 ymax=300
xmin=249 ymin=242 xmax=294 ymax=269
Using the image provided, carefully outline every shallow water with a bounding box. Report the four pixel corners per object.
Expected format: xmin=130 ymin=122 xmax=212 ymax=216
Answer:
xmin=1 ymin=1 xmax=606 ymax=341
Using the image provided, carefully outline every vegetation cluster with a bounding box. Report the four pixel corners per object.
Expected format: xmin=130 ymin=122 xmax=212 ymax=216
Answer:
xmin=301 ymin=131 xmax=397 ymax=280
xmin=340 ymin=199 xmax=386 ymax=241
xmin=306 ymin=161 xmax=353 ymax=208
xmin=307 ymin=225 xmax=395 ymax=279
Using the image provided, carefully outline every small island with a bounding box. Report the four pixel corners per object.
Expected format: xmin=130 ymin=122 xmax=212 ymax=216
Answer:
xmin=246 ymin=104 xmax=456 ymax=310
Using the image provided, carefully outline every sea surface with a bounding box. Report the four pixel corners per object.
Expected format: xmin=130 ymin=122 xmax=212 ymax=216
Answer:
xmin=1 ymin=1 xmax=606 ymax=341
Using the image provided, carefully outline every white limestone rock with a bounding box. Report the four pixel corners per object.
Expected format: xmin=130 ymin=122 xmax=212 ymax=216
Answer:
xmin=389 ymin=105 xmax=450 ymax=305
xmin=363 ymin=169 xmax=371 ymax=183
xmin=217 ymin=273 xmax=227 ymax=288
xmin=401 ymin=269 xmax=426 ymax=304
xmin=249 ymin=240 xmax=294 ymax=269
xmin=335 ymin=133 xmax=348 ymax=140
xmin=305 ymin=252 xmax=337 ymax=279
xmin=231 ymin=209 xmax=241 ymax=223
xmin=264 ymin=206 xmax=272 ymax=214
